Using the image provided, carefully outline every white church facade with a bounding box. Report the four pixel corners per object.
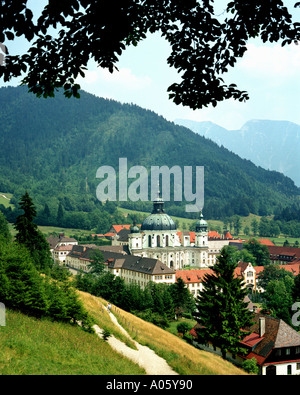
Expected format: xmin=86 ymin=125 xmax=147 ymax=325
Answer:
xmin=128 ymin=191 xmax=211 ymax=270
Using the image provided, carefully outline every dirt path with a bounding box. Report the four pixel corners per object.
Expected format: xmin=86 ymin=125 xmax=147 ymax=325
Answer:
xmin=93 ymin=310 xmax=178 ymax=375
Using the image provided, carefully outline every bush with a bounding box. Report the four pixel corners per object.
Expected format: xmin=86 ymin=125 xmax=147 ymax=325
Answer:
xmin=102 ymin=328 xmax=111 ymax=342
xmin=0 ymin=240 xmax=93 ymax=331
xmin=135 ymin=309 xmax=169 ymax=329
xmin=176 ymin=322 xmax=192 ymax=335
xmin=242 ymin=358 xmax=259 ymax=374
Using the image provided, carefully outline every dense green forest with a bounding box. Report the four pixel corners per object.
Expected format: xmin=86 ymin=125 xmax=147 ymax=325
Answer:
xmin=0 ymin=86 xmax=299 ymax=232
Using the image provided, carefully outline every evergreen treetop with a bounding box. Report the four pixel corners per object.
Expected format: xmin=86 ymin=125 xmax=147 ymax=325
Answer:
xmin=193 ymin=247 xmax=253 ymax=359
xmin=14 ymin=192 xmax=52 ymax=271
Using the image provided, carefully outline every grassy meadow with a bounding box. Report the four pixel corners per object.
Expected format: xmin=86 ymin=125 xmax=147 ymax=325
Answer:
xmin=0 ymin=193 xmax=14 ymax=209
xmin=0 ymin=290 xmax=248 ymax=375
xmin=107 ymin=304 xmax=247 ymax=375
xmin=0 ymin=309 xmax=145 ymax=375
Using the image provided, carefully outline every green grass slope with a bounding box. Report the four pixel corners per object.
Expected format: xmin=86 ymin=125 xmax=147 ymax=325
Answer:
xmin=0 ymin=309 xmax=145 ymax=375
xmin=0 ymin=291 xmax=247 ymax=375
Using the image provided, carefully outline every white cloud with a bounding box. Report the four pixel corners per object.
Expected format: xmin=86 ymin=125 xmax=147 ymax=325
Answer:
xmin=78 ymin=64 xmax=152 ymax=92
xmin=239 ymin=42 xmax=300 ymax=81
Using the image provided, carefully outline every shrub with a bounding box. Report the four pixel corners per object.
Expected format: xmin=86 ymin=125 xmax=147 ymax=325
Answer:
xmin=176 ymin=322 xmax=192 ymax=335
xmin=242 ymin=358 xmax=259 ymax=374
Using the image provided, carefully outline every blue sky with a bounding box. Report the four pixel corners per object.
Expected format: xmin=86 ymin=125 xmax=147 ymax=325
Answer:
xmin=2 ymin=1 xmax=300 ymax=130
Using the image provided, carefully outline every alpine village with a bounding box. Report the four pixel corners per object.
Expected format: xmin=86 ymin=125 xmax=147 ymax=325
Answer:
xmin=0 ymin=85 xmax=300 ymax=377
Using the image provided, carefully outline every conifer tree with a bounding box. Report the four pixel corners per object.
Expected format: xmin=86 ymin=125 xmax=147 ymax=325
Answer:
xmin=56 ymin=202 xmax=65 ymax=227
xmin=14 ymin=192 xmax=52 ymax=271
xmin=194 ymin=247 xmax=253 ymax=359
xmin=0 ymin=241 xmax=48 ymax=317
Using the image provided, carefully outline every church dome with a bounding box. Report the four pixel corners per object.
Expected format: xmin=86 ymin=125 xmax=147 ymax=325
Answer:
xmin=141 ymin=212 xmax=176 ymax=231
xmin=195 ymin=211 xmax=207 ymax=232
xmin=141 ymin=188 xmax=177 ymax=231
xmin=130 ymin=221 xmax=140 ymax=234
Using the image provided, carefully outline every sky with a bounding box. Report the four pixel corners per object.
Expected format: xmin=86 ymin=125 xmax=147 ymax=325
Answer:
xmin=1 ymin=1 xmax=300 ymax=130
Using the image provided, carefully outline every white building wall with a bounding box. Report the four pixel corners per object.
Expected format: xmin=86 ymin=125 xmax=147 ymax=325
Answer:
xmin=261 ymin=361 xmax=300 ymax=375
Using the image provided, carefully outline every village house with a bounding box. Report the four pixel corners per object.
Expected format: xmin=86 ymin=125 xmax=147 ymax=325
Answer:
xmin=176 ymin=261 xmax=300 ymax=296
xmin=46 ymin=233 xmax=78 ymax=264
xmin=106 ymin=254 xmax=176 ymax=290
xmin=65 ymin=244 xmax=175 ymax=289
xmin=52 ymin=244 xmax=74 ymax=264
xmin=267 ymin=245 xmax=300 ymax=265
xmin=190 ymin=313 xmax=300 ymax=375
xmin=176 ymin=261 xmax=258 ymax=297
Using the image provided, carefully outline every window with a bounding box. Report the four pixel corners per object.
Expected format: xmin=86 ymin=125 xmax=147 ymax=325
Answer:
xmin=286 ymin=348 xmax=291 ymax=355
xmin=247 ymin=271 xmax=253 ymax=277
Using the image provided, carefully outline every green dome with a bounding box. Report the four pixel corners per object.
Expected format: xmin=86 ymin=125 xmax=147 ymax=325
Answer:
xmin=130 ymin=224 xmax=140 ymax=234
xmin=141 ymin=213 xmax=176 ymax=231
xmin=196 ymin=211 xmax=207 ymax=232
xmin=130 ymin=219 xmax=140 ymax=233
xmin=141 ymin=188 xmax=176 ymax=231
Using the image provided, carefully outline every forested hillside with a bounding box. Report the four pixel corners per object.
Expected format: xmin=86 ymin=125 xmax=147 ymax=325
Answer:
xmin=0 ymin=86 xmax=299 ymax=232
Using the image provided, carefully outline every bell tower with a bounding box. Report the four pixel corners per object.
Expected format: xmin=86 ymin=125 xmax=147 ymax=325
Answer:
xmin=195 ymin=210 xmax=208 ymax=248
xmin=128 ymin=220 xmax=142 ymax=253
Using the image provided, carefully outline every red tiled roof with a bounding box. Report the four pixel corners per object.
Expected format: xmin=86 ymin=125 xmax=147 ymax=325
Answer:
xmin=245 ymin=352 xmax=266 ymax=366
xmin=189 ymin=231 xmax=195 ymax=243
xmin=54 ymin=244 xmax=74 ymax=251
xmin=224 ymin=232 xmax=233 ymax=240
xmin=104 ymin=233 xmax=116 ymax=237
xmin=191 ymin=314 xmax=300 ymax=366
xmin=263 ymin=358 xmax=300 ymax=366
xmin=111 ymin=225 xmax=131 ymax=233
xmin=240 ymin=332 xmax=263 ymax=348
xmin=232 ymin=239 xmax=274 ymax=246
xmin=257 ymin=239 xmax=275 ymax=246
xmin=208 ymin=230 xmax=221 ymax=239
xmin=176 ymin=269 xmax=213 ymax=284
xmin=267 ymin=246 xmax=300 ymax=264
xmin=177 ymin=231 xmax=196 ymax=244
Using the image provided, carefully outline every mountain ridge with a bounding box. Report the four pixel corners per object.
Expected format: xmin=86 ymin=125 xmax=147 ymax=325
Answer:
xmin=175 ymin=118 xmax=300 ymax=187
xmin=0 ymin=86 xmax=299 ymax=222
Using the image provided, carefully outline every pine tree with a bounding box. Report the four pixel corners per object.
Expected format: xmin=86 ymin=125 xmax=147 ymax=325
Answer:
xmin=56 ymin=202 xmax=65 ymax=227
xmin=14 ymin=191 xmax=37 ymax=246
xmin=0 ymin=241 xmax=48 ymax=317
xmin=14 ymin=192 xmax=52 ymax=271
xmin=193 ymin=247 xmax=253 ymax=359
